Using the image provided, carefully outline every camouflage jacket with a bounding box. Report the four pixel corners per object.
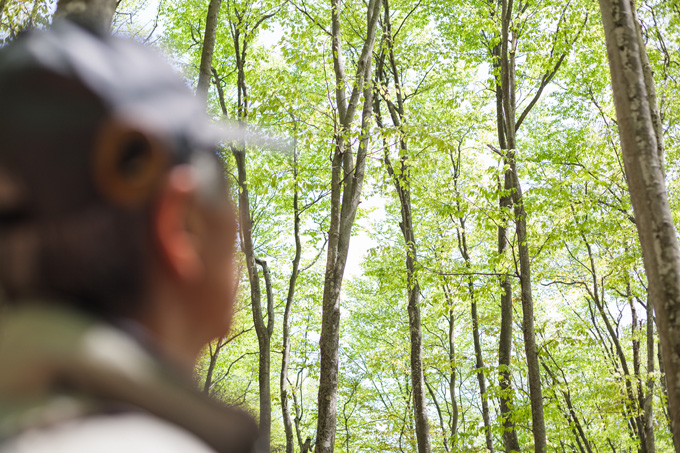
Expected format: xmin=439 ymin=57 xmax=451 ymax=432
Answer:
xmin=0 ymin=304 xmax=258 ymax=453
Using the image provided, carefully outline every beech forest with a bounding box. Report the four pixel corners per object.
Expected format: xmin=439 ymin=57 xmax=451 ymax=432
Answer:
xmin=3 ymin=0 xmax=680 ymax=451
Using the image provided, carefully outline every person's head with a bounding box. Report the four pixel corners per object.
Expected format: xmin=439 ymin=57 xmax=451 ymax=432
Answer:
xmin=0 ymin=21 xmax=238 ymax=363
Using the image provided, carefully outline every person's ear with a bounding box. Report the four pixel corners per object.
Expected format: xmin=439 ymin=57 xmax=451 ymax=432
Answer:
xmin=153 ymin=165 xmax=204 ymax=282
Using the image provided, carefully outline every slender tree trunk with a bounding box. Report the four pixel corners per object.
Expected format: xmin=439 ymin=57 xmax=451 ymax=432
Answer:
xmin=196 ymin=0 xmax=223 ymax=100
xmin=598 ymin=0 xmax=680 ymax=448
xmin=54 ymin=0 xmax=117 ymax=30
xmin=314 ymin=1 xmax=381 ymax=451
xmin=645 ymin=297 xmax=657 ymax=453
xmin=224 ymin=11 xmax=279 ymax=450
xmin=281 ymin=135 xmax=302 ymax=453
xmin=203 ymin=337 xmax=228 ymax=394
xmin=292 ymin=389 xmax=312 ymax=453
xmin=448 ymin=306 xmax=459 ymax=442
xmin=630 ymin=290 xmax=649 ymax=452
xmin=381 ymin=133 xmax=431 ymax=453
xmin=372 ymin=3 xmax=431 ymax=448
xmin=437 ymin=282 xmax=459 ymax=449
xmin=211 ymin=7 xmax=278 ymax=447
xmin=509 ymin=160 xmax=547 ymax=453
xmin=499 ymin=1 xmax=546 ymax=449
xmin=424 ymin=373 xmax=450 ymax=452
xmin=490 ymin=26 xmax=521 ymax=449
xmin=540 ymin=355 xmax=594 ymax=453
xmin=233 ymin=142 xmax=272 ymax=452
xmin=469 ymin=277 xmax=493 ymax=452
xmin=657 ymin=338 xmax=672 ymax=432
xmin=255 ymin=257 xmax=274 ymax=453
xmin=494 ymin=65 xmax=521 ymax=453
xmin=450 ymin=145 xmax=493 ymax=452
xmin=581 ymin=235 xmax=643 ymax=445
xmin=402 ymin=191 xmax=431 ymax=453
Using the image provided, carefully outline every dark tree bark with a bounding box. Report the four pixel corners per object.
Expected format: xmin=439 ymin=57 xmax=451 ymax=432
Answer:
xmin=280 ymin=132 xmax=302 ymax=453
xmin=209 ymin=7 xmax=278 ymax=451
xmin=499 ymin=1 xmax=546 ymax=447
xmin=203 ymin=336 xmax=228 ymax=394
xmin=233 ymin=133 xmax=273 ymax=451
xmin=488 ymin=9 xmax=520 ymax=447
xmin=494 ymin=0 xmax=578 ymax=447
xmin=314 ymin=0 xmax=381 ymax=451
xmin=54 ymin=0 xmax=117 ymax=30
xmin=598 ymin=0 xmax=680 ymax=448
xmin=210 ymin=8 xmax=277 ymax=451
xmin=196 ymin=0 xmax=223 ymax=100
xmin=494 ymin=83 xmax=521 ymax=452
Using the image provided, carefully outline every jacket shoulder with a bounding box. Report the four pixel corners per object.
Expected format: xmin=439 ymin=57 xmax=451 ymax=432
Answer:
xmin=1 ymin=412 xmax=216 ymax=453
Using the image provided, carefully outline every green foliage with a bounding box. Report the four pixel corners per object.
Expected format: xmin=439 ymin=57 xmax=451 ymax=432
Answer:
xmin=106 ymin=0 xmax=680 ymax=450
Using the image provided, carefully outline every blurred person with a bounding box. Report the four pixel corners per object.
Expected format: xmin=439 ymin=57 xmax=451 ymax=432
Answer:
xmin=0 ymin=19 xmax=259 ymax=453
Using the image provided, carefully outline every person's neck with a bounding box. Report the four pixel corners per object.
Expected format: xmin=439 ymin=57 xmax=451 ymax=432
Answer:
xmin=133 ymin=285 xmax=204 ymax=373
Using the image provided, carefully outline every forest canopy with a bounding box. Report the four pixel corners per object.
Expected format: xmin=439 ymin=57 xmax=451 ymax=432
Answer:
xmin=2 ymin=0 xmax=680 ymax=451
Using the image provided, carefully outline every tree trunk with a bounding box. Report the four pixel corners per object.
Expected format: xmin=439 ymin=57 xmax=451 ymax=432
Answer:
xmin=450 ymin=145 xmax=493 ymax=452
xmin=630 ymin=289 xmax=649 ymax=452
xmin=630 ymin=0 xmax=664 ymax=174
xmin=281 ymin=136 xmax=302 ymax=453
xmin=598 ymin=0 xmax=680 ymax=448
xmin=657 ymin=338 xmax=672 ymax=432
xmin=645 ymin=297 xmax=657 ymax=453
xmin=580 ymin=234 xmax=642 ymax=445
xmin=447 ymin=306 xmax=459 ymax=443
xmin=203 ymin=337 xmax=227 ymax=394
xmin=540 ymin=353 xmax=594 ymax=453
xmin=196 ymin=0 xmax=223 ymax=100
xmin=499 ymin=1 xmax=546 ymax=449
xmin=490 ymin=23 xmax=521 ymax=448
xmin=509 ymin=160 xmax=547 ymax=453
xmin=372 ymin=2 xmax=431 ymax=448
xmin=494 ymin=58 xmax=522 ymax=453
xmin=314 ymin=1 xmax=381 ymax=451
xmin=220 ymin=10 xmax=278 ymax=450
xmin=54 ymin=0 xmax=117 ymax=30
xmin=402 ymin=187 xmax=431 ymax=453
xmin=233 ymin=144 xmax=272 ymax=452
xmin=255 ymin=257 xmax=274 ymax=453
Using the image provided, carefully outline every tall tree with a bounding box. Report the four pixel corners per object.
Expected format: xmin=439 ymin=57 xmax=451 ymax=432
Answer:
xmin=315 ymin=0 xmax=381 ymax=450
xmin=196 ymin=0 xmax=223 ymax=99
xmin=599 ymin=0 xmax=680 ymax=449
xmin=372 ymin=0 xmax=431 ymax=450
xmin=493 ymin=0 xmax=585 ymax=448
xmin=280 ymin=131 xmax=302 ymax=453
xmin=210 ymin=3 xmax=278 ymax=450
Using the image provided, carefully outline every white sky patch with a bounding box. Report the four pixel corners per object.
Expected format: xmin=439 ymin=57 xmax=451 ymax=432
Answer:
xmin=344 ymin=195 xmax=387 ymax=280
xmin=257 ymin=22 xmax=284 ymax=49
